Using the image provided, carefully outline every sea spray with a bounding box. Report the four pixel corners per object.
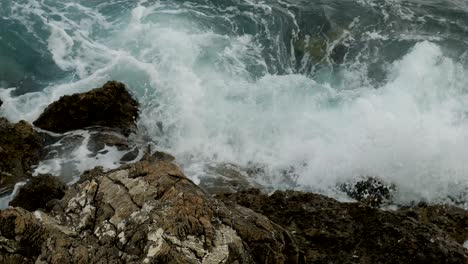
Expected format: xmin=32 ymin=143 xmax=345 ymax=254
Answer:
xmin=1 ymin=0 xmax=468 ymax=207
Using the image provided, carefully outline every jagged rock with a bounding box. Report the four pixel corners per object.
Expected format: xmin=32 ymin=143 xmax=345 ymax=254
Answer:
xmin=218 ymin=189 xmax=468 ymax=264
xmin=9 ymin=174 xmax=67 ymax=212
xmin=0 ymin=118 xmax=43 ymax=196
xmin=0 ymin=153 xmax=300 ymax=263
xmin=33 ymin=81 xmax=139 ymax=136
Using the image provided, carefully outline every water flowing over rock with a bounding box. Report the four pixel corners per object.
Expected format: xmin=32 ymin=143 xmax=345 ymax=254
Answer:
xmin=0 ymin=118 xmax=43 ymax=195
xmin=33 ymin=81 xmax=139 ymax=136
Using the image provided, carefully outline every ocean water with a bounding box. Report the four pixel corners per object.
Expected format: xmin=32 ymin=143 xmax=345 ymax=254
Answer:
xmin=1 ymin=0 xmax=468 ymax=207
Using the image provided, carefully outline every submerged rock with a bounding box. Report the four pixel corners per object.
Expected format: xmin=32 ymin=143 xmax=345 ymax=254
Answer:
xmin=9 ymin=174 xmax=67 ymax=212
xmin=340 ymin=177 xmax=395 ymax=207
xmin=0 ymin=153 xmax=300 ymax=263
xmin=33 ymin=81 xmax=139 ymax=136
xmin=218 ymin=189 xmax=468 ymax=263
xmin=0 ymin=118 xmax=43 ymax=195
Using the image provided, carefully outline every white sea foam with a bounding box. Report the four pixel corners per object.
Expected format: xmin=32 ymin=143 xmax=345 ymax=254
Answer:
xmin=1 ymin=0 xmax=468 ymax=207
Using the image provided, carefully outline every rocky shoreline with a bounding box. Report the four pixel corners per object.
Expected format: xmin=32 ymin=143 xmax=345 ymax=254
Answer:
xmin=0 ymin=81 xmax=467 ymax=263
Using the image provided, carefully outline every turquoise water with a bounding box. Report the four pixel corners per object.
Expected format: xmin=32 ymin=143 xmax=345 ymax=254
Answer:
xmin=1 ymin=0 xmax=468 ymax=206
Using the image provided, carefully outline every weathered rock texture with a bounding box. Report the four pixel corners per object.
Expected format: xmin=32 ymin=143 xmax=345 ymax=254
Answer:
xmin=218 ymin=189 xmax=468 ymax=263
xmin=0 ymin=118 xmax=43 ymax=195
xmin=398 ymin=204 xmax=468 ymax=245
xmin=3 ymin=154 xmax=467 ymax=264
xmin=33 ymin=81 xmax=139 ymax=136
xmin=0 ymin=154 xmax=300 ymax=263
xmin=9 ymin=174 xmax=67 ymax=212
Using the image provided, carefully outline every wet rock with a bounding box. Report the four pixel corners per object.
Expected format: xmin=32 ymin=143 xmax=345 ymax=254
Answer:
xmin=87 ymin=130 xmax=130 ymax=153
xmin=9 ymin=174 xmax=67 ymax=212
xmin=218 ymin=189 xmax=468 ymax=264
xmin=0 ymin=98 xmax=2 ymax=107
xmin=0 ymin=118 xmax=43 ymax=196
xmin=1 ymin=153 xmax=299 ymax=263
xmin=199 ymin=163 xmax=265 ymax=195
xmin=33 ymin=81 xmax=139 ymax=136
xmin=340 ymin=177 xmax=395 ymax=207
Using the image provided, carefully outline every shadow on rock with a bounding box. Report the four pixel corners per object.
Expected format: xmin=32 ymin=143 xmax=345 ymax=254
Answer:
xmin=9 ymin=174 xmax=67 ymax=212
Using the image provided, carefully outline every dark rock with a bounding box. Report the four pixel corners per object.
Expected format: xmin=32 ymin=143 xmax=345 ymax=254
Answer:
xmin=331 ymin=43 xmax=348 ymax=64
xmin=0 ymin=118 xmax=43 ymax=195
xmin=340 ymin=177 xmax=395 ymax=207
xmin=0 ymin=98 xmax=2 ymax=107
xmin=33 ymin=81 xmax=139 ymax=136
xmin=9 ymin=174 xmax=67 ymax=211
xmin=218 ymin=189 xmax=468 ymax=264
xmin=119 ymin=147 xmax=140 ymax=163
xmin=398 ymin=203 xmax=468 ymax=244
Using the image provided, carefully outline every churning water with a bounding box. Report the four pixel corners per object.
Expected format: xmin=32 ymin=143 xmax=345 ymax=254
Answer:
xmin=1 ymin=0 xmax=468 ymax=207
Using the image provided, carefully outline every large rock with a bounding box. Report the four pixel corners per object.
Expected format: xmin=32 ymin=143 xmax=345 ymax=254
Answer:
xmin=218 ymin=189 xmax=468 ymax=263
xmin=0 ymin=118 xmax=43 ymax=195
xmin=9 ymin=174 xmax=67 ymax=212
xmin=0 ymin=153 xmax=300 ymax=263
xmin=33 ymin=81 xmax=139 ymax=136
